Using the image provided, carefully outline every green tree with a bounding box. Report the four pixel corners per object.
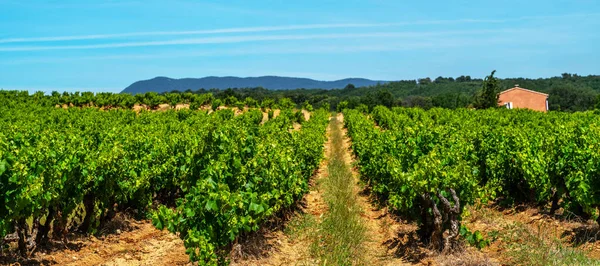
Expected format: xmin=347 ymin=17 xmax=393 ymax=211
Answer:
xmin=402 ymin=96 xmax=433 ymax=109
xmin=473 ymin=70 xmax=500 ymax=109
xmin=549 ymin=84 xmax=597 ymax=112
xmin=418 ymin=77 xmax=432 ymax=85
xmin=376 ymin=90 xmax=394 ymax=108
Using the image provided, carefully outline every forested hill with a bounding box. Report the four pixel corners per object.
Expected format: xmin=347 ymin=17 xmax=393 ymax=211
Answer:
xmin=122 ymin=76 xmax=387 ymax=94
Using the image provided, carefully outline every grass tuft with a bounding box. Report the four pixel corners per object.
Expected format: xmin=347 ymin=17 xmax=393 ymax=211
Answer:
xmin=284 ymin=213 xmax=317 ymax=242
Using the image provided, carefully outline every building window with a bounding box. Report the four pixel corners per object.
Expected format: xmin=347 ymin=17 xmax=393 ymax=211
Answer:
xmin=504 ymin=102 xmax=513 ymax=109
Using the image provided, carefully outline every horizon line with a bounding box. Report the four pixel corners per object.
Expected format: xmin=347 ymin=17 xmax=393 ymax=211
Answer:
xmin=3 ymin=72 xmax=596 ymax=93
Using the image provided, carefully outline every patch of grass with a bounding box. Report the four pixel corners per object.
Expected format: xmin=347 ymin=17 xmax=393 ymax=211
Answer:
xmin=284 ymin=213 xmax=317 ymax=242
xmin=311 ymin=115 xmax=367 ymax=265
xmin=464 ymin=203 xmax=502 ymax=224
xmin=433 ymin=248 xmax=495 ymax=266
xmin=311 ymin=177 xmax=325 ymax=192
xmin=503 ymin=222 xmax=600 ymax=266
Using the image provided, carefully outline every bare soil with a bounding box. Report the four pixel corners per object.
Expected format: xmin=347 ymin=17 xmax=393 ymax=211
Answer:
xmin=132 ymin=104 xmax=145 ymax=112
xmin=3 ymin=215 xmax=189 ymax=266
xmin=260 ymin=109 xmax=282 ymax=124
xmin=301 ymin=109 xmax=310 ymax=121
xmin=292 ymin=123 xmax=302 ymax=131
xmin=175 ymin=103 xmax=190 ymax=110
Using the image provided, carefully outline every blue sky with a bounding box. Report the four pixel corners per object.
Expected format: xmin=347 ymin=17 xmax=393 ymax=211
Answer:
xmin=0 ymin=0 xmax=599 ymax=93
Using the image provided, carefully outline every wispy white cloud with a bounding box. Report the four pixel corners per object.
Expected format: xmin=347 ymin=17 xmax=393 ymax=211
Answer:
xmin=0 ymin=87 xmax=121 ymax=93
xmin=0 ymin=34 xmax=545 ymax=65
xmin=0 ymin=29 xmax=530 ymax=52
xmin=0 ymin=22 xmax=486 ymax=44
xmin=0 ymin=24 xmax=393 ymax=43
xmin=1 ymin=12 xmax=597 ymax=44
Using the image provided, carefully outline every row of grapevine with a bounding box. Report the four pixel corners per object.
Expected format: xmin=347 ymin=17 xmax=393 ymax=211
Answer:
xmin=0 ymin=90 xmax=297 ymax=111
xmin=152 ymin=108 xmax=329 ymax=263
xmin=0 ymin=90 xmax=213 ymax=109
xmin=0 ymin=99 xmax=328 ymax=264
xmin=344 ymin=106 xmax=600 ymax=251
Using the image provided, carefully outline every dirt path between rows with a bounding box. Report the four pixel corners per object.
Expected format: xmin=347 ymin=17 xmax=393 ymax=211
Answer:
xmin=235 ymin=114 xmax=410 ymax=265
xmin=337 ymin=113 xmax=411 ymax=266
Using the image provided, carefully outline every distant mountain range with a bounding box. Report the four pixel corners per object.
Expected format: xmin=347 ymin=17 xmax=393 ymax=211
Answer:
xmin=121 ymin=76 xmax=388 ymax=94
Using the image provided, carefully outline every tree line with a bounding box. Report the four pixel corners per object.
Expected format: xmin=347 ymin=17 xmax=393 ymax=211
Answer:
xmin=183 ymin=73 xmax=600 ymax=112
xmin=2 ymin=73 xmax=598 ymax=112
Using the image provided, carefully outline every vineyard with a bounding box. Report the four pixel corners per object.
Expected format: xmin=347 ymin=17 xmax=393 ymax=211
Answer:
xmin=2 ymin=90 xmax=600 ymax=265
xmin=0 ymin=93 xmax=328 ymax=264
xmin=345 ymin=106 xmax=600 ymax=253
